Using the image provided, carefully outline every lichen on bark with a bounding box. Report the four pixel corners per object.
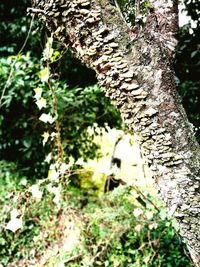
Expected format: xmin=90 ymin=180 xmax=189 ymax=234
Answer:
xmin=30 ymin=0 xmax=200 ymax=265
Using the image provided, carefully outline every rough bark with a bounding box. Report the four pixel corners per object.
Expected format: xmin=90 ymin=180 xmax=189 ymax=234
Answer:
xmin=30 ymin=0 xmax=200 ymax=265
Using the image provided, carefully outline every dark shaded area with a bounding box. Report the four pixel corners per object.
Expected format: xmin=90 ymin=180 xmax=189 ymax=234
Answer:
xmin=104 ymin=158 xmax=126 ymax=192
xmin=104 ymin=174 xmax=126 ymax=192
xmin=59 ymin=52 xmax=97 ymax=88
xmin=175 ymin=1 xmax=200 ymax=140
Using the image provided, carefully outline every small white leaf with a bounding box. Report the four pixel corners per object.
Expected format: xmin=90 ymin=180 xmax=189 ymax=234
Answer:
xmin=10 ymin=209 xmax=20 ymax=219
xmin=35 ymin=97 xmax=47 ymax=110
xmin=39 ymin=113 xmax=54 ymax=124
xmin=42 ymin=131 xmax=50 ymax=146
xmin=48 ymin=169 xmax=59 ymax=181
xmin=6 ymin=217 xmax=22 ymax=233
xmin=45 ymin=153 xmax=52 ymax=163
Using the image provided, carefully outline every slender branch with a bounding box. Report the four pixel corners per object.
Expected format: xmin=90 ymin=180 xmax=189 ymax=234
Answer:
xmin=135 ymin=0 xmax=140 ymax=19
xmin=131 ymin=184 xmax=160 ymax=212
xmin=65 ymin=253 xmax=82 ymax=264
xmin=47 ymin=70 xmax=65 ymax=164
xmin=114 ymin=0 xmax=126 ymax=23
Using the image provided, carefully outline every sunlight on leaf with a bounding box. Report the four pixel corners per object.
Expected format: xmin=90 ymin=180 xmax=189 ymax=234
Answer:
xmin=42 ymin=131 xmax=50 ymax=146
xmin=134 ymin=224 xmax=142 ymax=232
xmin=39 ymin=113 xmax=54 ymax=124
xmin=30 ymin=184 xmax=43 ymax=200
xmin=39 ymin=67 xmax=49 ymax=83
xmin=6 ymin=209 xmax=22 ymax=233
xmin=75 ymin=157 xmax=86 ymax=166
xmin=159 ymin=209 xmax=167 ymax=220
xmin=48 ymin=169 xmax=59 ymax=181
xmin=10 ymin=209 xmax=20 ymax=219
xmin=47 ymin=184 xmax=61 ymax=206
xmin=20 ymin=178 xmax=27 ymax=186
xmin=45 ymin=153 xmax=52 ymax=163
xmin=65 ymin=156 xmax=75 ymax=170
xmin=6 ymin=218 xmax=22 ymax=233
xmin=133 ymin=208 xmax=143 ymax=217
xmin=172 ymin=219 xmax=180 ymax=231
xmin=149 ymin=221 xmax=158 ymax=230
xmin=60 ymin=163 xmax=69 ymax=174
xmin=43 ymin=36 xmax=54 ymax=61
xmin=33 ymin=87 xmax=42 ymax=100
xmin=145 ymin=210 xmax=154 ymax=220
xmin=35 ymin=97 xmax=47 ymax=110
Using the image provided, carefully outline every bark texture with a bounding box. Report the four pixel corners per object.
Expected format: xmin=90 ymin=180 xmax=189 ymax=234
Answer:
xmin=30 ymin=0 xmax=200 ymax=265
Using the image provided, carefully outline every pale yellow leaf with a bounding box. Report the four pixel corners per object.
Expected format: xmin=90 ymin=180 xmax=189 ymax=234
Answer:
xmin=39 ymin=67 xmax=49 ymax=83
xmin=33 ymin=87 xmax=42 ymax=100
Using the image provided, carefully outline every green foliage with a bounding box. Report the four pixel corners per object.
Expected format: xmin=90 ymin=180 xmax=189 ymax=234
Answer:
xmin=0 ymin=0 xmax=44 ymax=56
xmin=0 ymin=52 xmax=121 ymax=177
xmin=0 ymin=174 xmax=192 ymax=266
xmin=79 ymin=187 xmax=191 ymax=267
xmin=0 ymin=54 xmax=49 ymax=176
xmin=0 ymin=161 xmax=26 ymax=200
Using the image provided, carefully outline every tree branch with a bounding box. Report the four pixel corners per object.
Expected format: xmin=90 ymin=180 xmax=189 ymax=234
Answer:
xmin=31 ymin=0 xmax=200 ymax=265
xmin=148 ymin=0 xmax=179 ymax=58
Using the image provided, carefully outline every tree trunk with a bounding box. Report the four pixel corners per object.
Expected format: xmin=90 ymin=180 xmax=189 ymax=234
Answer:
xmin=30 ymin=0 xmax=200 ymax=265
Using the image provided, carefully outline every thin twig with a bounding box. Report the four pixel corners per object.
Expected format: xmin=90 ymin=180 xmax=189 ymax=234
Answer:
xmin=65 ymin=253 xmax=82 ymax=264
xmin=47 ymin=72 xmax=65 ymax=164
xmin=114 ymin=0 xmax=127 ymax=24
xmin=131 ymin=184 xmax=160 ymax=212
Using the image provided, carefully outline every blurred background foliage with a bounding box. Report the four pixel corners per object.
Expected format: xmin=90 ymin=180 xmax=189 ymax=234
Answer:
xmin=0 ymin=0 xmax=199 ymax=266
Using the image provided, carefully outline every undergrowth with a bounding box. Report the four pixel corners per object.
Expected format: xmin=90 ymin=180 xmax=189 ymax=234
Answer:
xmin=0 ymin=160 xmax=192 ymax=267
